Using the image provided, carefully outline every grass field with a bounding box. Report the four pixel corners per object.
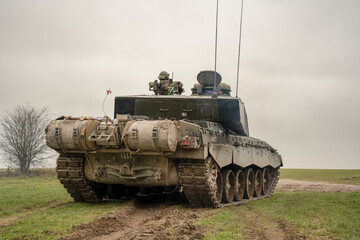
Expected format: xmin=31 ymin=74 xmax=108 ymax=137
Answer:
xmin=280 ymin=169 xmax=360 ymax=185
xmin=202 ymin=192 xmax=360 ymax=240
xmin=0 ymin=171 xmax=124 ymax=239
xmin=0 ymin=169 xmax=359 ymax=239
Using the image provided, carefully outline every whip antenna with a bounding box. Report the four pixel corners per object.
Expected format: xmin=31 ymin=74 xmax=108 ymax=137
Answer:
xmin=236 ymin=0 xmax=244 ymax=98
xmin=212 ymin=0 xmax=219 ymax=98
xmin=102 ymin=89 xmax=112 ymax=117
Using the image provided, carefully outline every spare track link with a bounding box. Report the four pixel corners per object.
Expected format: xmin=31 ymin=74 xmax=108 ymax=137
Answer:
xmin=56 ymin=153 xmax=101 ymax=203
xmin=179 ymin=159 xmax=280 ymax=208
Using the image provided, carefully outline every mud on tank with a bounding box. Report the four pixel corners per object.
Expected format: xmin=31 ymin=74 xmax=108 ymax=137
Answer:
xmin=46 ymin=70 xmax=282 ymax=207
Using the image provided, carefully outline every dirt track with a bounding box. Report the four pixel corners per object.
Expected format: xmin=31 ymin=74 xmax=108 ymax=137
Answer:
xmin=277 ymin=179 xmax=360 ymax=192
xmin=59 ymin=179 xmax=360 ymax=240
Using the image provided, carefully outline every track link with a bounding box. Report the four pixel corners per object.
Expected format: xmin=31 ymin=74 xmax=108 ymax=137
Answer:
xmin=268 ymin=167 xmax=280 ymax=196
xmin=179 ymin=158 xmax=220 ymax=207
xmin=179 ymin=158 xmax=280 ymax=208
xmin=56 ymin=153 xmax=102 ymax=203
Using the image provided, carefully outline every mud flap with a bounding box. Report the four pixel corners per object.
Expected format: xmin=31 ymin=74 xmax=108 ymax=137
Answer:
xmin=209 ymin=144 xmax=233 ymax=168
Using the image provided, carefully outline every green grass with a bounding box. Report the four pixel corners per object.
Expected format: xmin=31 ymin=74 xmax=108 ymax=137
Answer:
xmin=201 ymin=209 xmax=247 ymax=240
xmin=0 ymin=174 xmax=70 ymax=217
xmin=0 ymin=172 xmax=124 ymax=240
xmin=201 ymin=192 xmax=360 ymax=240
xmin=252 ymin=192 xmax=360 ymax=239
xmin=202 ymin=169 xmax=360 ymax=239
xmin=1 ymin=169 xmax=360 ymax=239
xmin=1 ymin=201 xmax=124 ymax=240
xmin=280 ymin=169 xmax=360 ymax=185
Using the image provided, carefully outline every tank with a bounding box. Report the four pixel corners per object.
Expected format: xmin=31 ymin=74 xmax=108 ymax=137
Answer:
xmin=45 ymin=70 xmax=282 ymax=208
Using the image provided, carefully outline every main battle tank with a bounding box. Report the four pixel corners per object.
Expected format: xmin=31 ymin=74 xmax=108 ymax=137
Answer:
xmin=46 ymin=70 xmax=282 ymax=207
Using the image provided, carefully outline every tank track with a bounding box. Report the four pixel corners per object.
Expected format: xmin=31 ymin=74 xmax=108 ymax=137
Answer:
xmin=179 ymin=158 xmax=280 ymax=208
xmin=179 ymin=158 xmax=220 ymax=208
xmin=56 ymin=153 xmax=102 ymax=203
xmin=268 ymin=167 xmax=280 ymax=196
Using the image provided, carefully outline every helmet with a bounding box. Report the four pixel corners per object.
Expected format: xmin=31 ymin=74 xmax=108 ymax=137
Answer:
xmin=158 ymin=71 xmax=170 ymax=80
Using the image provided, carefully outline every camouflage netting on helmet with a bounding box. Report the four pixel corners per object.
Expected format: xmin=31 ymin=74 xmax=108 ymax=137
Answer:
xmin=158 ymin=71 xmax=170 ymax=80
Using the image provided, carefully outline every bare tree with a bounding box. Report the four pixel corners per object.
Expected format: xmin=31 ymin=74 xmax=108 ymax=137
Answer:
xmin=0 ymin=103 xmax=50 ymax=174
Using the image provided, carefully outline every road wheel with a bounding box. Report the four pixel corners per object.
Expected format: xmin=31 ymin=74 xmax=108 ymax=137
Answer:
xmin=221 ymin=169 xmax=235 ymax=203
xmin=234 ymin=169 xmax=245 ymax=201
xmin=253 ymin=169 xmax=262 ymax=197
xmin=244 ymin=168 xmax=255 ymax=199
xmin=261 ymin=168 xmax=271 ymax=195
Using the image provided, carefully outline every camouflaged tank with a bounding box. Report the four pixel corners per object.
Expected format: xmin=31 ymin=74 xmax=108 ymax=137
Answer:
xmin=46 ymin=70 xmax=282 ymax=208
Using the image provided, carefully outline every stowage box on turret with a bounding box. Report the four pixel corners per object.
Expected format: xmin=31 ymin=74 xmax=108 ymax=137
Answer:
xmin=46 ymin=70 xmax=282 ymax=207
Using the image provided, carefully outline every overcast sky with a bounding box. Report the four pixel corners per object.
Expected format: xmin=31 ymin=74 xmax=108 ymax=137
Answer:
xmin=0 ymin=0 xmax=359 ymax=169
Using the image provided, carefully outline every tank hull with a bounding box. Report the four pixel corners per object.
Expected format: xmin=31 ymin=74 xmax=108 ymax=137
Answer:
xmin=48 ymin=116 xmax=282 ymax=207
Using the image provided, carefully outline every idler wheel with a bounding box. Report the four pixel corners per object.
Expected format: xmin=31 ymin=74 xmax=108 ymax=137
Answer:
xmin=234 ymin=169 xmax=245 ymax=201
xmin=261 ymin=168 xmax=271 ymax=195
xmin=221 ymin=169 xmax=235 ymax=203
xmin=244 ymin=168 xmax=255 ymax=199
xmin=253 ymin=169 xmax=262 ymax=197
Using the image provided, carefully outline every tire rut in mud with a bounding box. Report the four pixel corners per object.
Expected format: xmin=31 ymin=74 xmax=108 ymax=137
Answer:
xmin=0 ymin=200 xmax=69 ymax=229
xmin=59 ymin=200 xmax=212 ymax=240
xmin=240 ymin=205 xmax=307 ymax=240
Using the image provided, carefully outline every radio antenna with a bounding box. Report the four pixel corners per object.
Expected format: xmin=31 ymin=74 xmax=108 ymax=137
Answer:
xmin=102 ymin=89 xmax=112 ymax=117
xmin=236 ymin=0 xmax=244 ymax=98
xmin=212 ymin=0 xmax=219 ymax=98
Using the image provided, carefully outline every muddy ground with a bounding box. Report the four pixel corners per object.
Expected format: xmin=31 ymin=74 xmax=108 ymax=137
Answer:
xmin=59 ymin=180 xmax=360 ymax=240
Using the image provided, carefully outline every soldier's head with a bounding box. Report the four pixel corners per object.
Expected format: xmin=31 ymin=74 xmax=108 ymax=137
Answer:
xmin=158 ymin=71 xmax=170 ymax=80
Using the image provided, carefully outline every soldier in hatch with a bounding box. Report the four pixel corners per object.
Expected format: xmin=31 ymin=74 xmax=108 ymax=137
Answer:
xmin=149 ymin=71 xmax=184 ymax=95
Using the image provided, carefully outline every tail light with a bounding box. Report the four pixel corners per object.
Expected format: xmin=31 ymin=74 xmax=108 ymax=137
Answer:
xmin=180 ymin=136 xmax=200 ymax=149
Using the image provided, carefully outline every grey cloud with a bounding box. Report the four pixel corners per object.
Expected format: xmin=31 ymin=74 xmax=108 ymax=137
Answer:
xmin=0 ymin=0 xmax=359 ymax=169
